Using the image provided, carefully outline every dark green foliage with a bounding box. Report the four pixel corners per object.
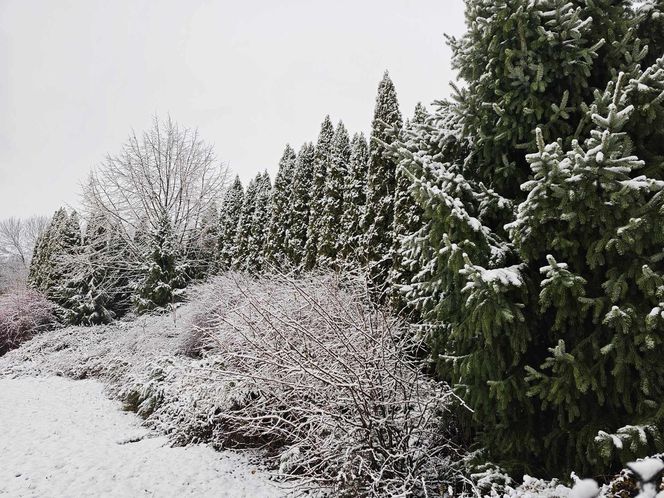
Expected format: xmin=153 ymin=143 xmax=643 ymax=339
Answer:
xmin=218 ymin=176 xmax=244 ymax=270
xmin=393 ymin=0 xmax=664 ymax=478
xmin=448 ymin=0 xmax=607 ymax=198
xmin=512 ymin=68 xmax=664 ymax=474
xmin=638 ymin=0 xmax=664 ymax=67
xmin=304 ymin=116 xmax=335 ymax=271
xmin=266 ymin=145 xmax=296 ymax=268
xmin=362 ymin=71 xmax=402 ymax=291
xmin=246 ymin=172 xmax=272 ymax=274
xmin=318 ymin=121 xmax=351 ymax=267
xmin=339 ymin=133 xmax=369 ymax=262
xmin=573 ymin=0 xmax=636 ymax=88
xmin=288 ymin=143 xmax=316 ymax=269
xmin=389 ymin=103 xmax=428 ymax=314
xmin=134 ymin=213 xmax=187 ymax=312
xmin=233 ymin=177 xmax=259 ymax=270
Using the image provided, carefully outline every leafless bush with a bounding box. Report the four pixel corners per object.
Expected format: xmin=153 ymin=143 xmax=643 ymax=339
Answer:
xmin=195 ymin=272 xmax=466 ymax=496
xmin=0 ymin=289 xmax=56 ymax=355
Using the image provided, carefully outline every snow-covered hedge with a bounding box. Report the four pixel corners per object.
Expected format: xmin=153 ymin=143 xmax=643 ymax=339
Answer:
xmin=0 ymin=290 xmax=55 ymax=355
xmin=188 ymin=273 xmax=464 ymax=496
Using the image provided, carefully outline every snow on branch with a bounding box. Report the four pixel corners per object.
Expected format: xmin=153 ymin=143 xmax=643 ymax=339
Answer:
xmin=190 ymin=272 xmax=466 ymax=496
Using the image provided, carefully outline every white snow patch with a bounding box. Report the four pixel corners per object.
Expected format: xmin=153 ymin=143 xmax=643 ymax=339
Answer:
xmin=628 ymin=458 xmax=664 ymax=482
xmin=570 ymin=478 xmax=600 ymax=498
xmin=0 ymin=376 xmax=283 ymax=498
xmin=480 ymin=265 xmax=524 ymax=287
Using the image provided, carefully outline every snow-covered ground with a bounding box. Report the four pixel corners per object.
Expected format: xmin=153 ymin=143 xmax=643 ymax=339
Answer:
xmin=0 ymin=376 xmax=283 ymax=498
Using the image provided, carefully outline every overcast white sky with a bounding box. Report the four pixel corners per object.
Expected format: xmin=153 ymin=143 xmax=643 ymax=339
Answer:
xmin=0 ymin=0 xmax=465 ymax=219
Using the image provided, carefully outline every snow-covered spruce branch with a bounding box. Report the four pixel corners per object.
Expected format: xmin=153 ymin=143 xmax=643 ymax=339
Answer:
xmin=191 ymin=272 xmax=466 ymax=497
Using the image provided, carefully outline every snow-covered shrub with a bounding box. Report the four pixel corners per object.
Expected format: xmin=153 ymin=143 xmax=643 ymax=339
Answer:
xmin=0 ymin=290 xmax=56 ymax=355
xmin=122 ymin=358 xmax=173 ymax=418
xmin=194 ymin=272 xmax=464 ymax=496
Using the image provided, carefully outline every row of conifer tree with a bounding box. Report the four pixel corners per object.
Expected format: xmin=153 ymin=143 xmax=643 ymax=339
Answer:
xmin=29 ymin=72 xmax=412 ymax=320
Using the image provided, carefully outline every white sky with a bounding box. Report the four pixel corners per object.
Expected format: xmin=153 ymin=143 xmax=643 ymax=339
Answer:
xmin=0 ymin=0 xmax=465 ymax=219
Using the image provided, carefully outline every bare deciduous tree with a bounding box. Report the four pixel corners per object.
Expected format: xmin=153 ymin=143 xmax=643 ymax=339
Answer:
xmin=0 ymin=215 xmax=49 ymax=292
xmin=0 ymin=216 xmax=48 ymax=268
xmin=83 ymin=116 xmax=228 ymax=257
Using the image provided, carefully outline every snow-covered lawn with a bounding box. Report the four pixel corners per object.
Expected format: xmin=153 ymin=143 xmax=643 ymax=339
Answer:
xmin=0 ymin=376 xmax=283 ymax=498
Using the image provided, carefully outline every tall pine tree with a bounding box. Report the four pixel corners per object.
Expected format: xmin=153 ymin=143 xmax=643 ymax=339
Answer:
xmin=288 ymin=143 xmax=316 ymax=270
xmin=30 ymin=208 xmax=82 ymax=305
xmin=318 ymin=121 xmax=350 ymax=267
xmin=362 ymin=71 xmax=402 ymax=292
xmin=266 ymin=145 xmax=296 ymax=268
xmin=245 ymin=171 xmax=272 ymax=274
xmin=218 ymin=176 xmax=244 ymax=271
xmin=303 ymin=116 xmax=334 ymax=271
xmin=134 ymin=212 xmax=187 ymax=312
xmin=233 ymin=176 xmax=258 ymax=271
xmin=339 ymin=132 xmax=369 ymax=262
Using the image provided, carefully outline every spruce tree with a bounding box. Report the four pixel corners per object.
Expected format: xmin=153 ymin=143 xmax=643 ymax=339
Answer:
xmin=218 ymin=176 xmax=244 ymax=271
xmin=318 ymin=121 xmax=350 ymax=267
xmin=447 ymin=0 xmax=609 ymax=198
xmin=61 ymin=212 xmax=120 ymax=325
xmin=233 ymin=176 xmax=258 ymax=271
xmin=288 ymin=143 xmax=316 ymax=269
xmin=362 ymin=71 xmax=402 ymax=291
xmin=134 ymin=212 xmax=187 ymax=312
xmin=37 ymin=208 xmax=69 ymax=295
xmin=638 ymin=0 xmax=664 ymax=67
xmin=266 ymin=145 xmax=296 ymax=268
xmin=510 ymin=67 xmax=664 ymax=473
xmin=28 ymin=227 xmax=51 ymax=291
xmin=576 ymin=0 xmax=637 ymax=88
xmin=31 ymin=208 xmax=81 ymax=303
xmin=51 ymin=210 xmax=83 ymax=309
xmin=303 ymin=116 xmax=334 ymax=270
xmin=339 ymin=132 xmax=369 ymax=262
xmin=392 ymin=0 xmax=664 ymax=477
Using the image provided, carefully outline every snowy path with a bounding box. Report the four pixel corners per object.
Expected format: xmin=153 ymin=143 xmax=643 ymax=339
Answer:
xmin=0 ymin=377 xmax=283 ymax=498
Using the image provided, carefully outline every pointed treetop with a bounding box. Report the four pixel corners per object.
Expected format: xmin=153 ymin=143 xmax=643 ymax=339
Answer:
xmin=333 ymin=120 xmax=349 ymax=142
xmin=317 ymin=116 xmax=335 ymax=146
xmin=231 ymin=174 xmax=242 ymax=189
xmin=280 ymin=144 xmax=296 ymax=162
xmin=372 ymin=71 xmax=403 ymax=136
xmin=412 ymin=102 xmax=428 ymax=124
